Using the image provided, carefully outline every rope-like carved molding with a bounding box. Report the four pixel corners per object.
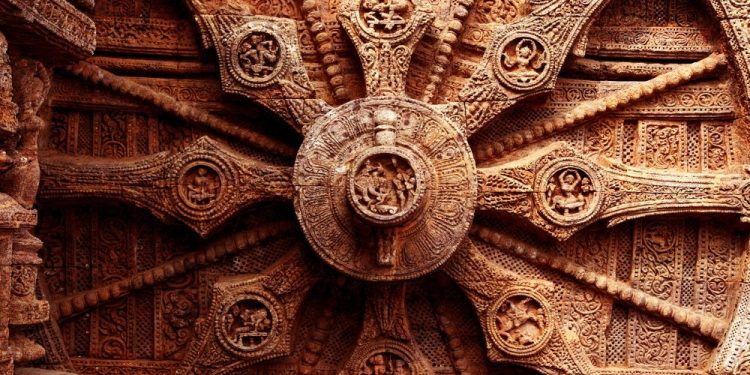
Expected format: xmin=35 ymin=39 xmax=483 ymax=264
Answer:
xmin=64 ymin=61 xmax=297 ymax=158
xmin=301 ymin=0 xmax=349 ymax=102
xmin=430 ymin=275 xmax=474 ymax=375
xmin=421 ymin=0 xmax=474 ymax=103
xmin=471 ymin=225 xmax=729 ymax=342
xmin=473 ymin=53 xmax=728 ymax=163
xmin=54 ymin=221 xmax=296 ymax=318
xmin=298 ymin=277 xmax=345 ymax=374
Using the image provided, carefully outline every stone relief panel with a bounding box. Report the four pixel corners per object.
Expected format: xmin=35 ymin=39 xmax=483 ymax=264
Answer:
xmin=4 ymin=0 xmax=750 ymax=374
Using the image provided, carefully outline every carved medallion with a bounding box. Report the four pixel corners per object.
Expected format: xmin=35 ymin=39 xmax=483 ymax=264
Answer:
xmin=348 ymin=147 xmax=427 ymax=226
xmin=172 ymin=155 xmax=236 ymax=220
xmin=495 ymin=33 xmax=550 ymax=91
xmin=294 ymin=97 xmax=476 ymax=281
xmin=487 ymin=289 xmax=552 ymax=357
xmin=358 ymin=351 xmax=414 ymax=375
xmin=536 ymin=158 xmax=602 ymax=226
xmin=341 ymin=340 xmax=429 ymax=375
xmin=178 ymin=164 xmax=222 ymax=209
xmin=226 ymin=22 xmax=290 ymax=89
xmin=236 ymin=31 xmax=282 ymax=80
xmin=217 ymin=293 xmax=280 ymax=355
xmin=358 ymin=0 xmax=415 ymax=35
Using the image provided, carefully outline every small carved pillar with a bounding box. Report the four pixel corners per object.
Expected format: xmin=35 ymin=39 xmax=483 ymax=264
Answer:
xmin=0 ymin=29 xmax=17 ymax=375
xmin=8 ymin=229 xmax=47 ymax=364
xmin=4 ymin=56 xmax=51 ymax=367
xmin=0 ymin=196 xmax=44 ymax=370
xmin=0 ymin=229 xmax=12 ymax=374
xmin=0 ymin=31 xmax=51 ymax=372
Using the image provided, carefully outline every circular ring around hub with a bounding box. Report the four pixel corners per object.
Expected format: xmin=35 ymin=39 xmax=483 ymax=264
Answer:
xmin=293 ymin=97 xmax=477 ymax=281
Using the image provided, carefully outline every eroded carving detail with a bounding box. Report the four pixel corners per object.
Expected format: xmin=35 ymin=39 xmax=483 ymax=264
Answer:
xmin=360 ymin=0 xmax=414 ymax=34
xmin=349 ymin=152 xmax=421 ymax=221
xmin=179 ymin=164 xmax=222 ymax=208
xmin=539 ymin=162 xmax=601 ymax=226
xmin=237 ymin=31 xmax=282 ymax=81
xmin=488 ymin=289 xmax=552 ymax=357
xmin=359 ymin=351 xmax=413 ymax=375
xmin=221 ymin=297 xmax=275 ymax=352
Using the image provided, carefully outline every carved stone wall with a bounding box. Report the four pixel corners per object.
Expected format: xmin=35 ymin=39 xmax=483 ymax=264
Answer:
xmin=0 ymin=0 xmax=95 ymax=374
xmin=2 ymin=0 xmax=750 ymax=374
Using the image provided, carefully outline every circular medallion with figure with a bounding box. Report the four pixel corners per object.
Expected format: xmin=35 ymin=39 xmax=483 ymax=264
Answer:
xmin=217 ymin=293 xmax=280 ymax=356
xmin=535 ymin=158 xmax=603 ymax=226
xmin=487 ymin=289 xmax=553 ymax=357
xmin=495 ymin=33 xmax=551 ymax=91
xmin=229 ymin=27 xmax=287 ymax=87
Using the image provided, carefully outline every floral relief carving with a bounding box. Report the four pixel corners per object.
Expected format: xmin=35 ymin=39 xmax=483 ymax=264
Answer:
xmin=639 ymin=122 xmax=687 ymax=170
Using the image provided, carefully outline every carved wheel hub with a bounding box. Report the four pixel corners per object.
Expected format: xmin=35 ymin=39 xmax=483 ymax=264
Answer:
xmin=294 ymin=97 xmax=476 ymax=281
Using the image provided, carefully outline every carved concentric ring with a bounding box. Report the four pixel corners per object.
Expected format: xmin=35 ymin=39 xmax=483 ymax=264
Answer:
xmin=487 ymin=288 xmax=553 ymax=357
xmin=293 ymin=97 xmax=476 ymax=281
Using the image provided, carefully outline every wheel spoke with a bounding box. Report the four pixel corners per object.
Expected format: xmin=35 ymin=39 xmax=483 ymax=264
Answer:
xmin=338 ymin=0 xmax=434 ymax=97
xmin=40 ymin=137 xmax=294 ymax=237
xmin=55 ymin=221 xmax=297 ymax=319
xmin=476 ymin=141 xmax=750 ymax=241
xmin=339 ymin=282 xmax=435 ymax=373
xmin=472 ymin=53 xmax=727 ymax=161
xmin=471 ymin=224 xmax=729 ymax=341
xmin=443 ymin=239 xmax=596 ymax=371
xmin=64 ymin=62 xmax=297 ymax=157
xmin=178 ymin=244 xmax=322 ymax=373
